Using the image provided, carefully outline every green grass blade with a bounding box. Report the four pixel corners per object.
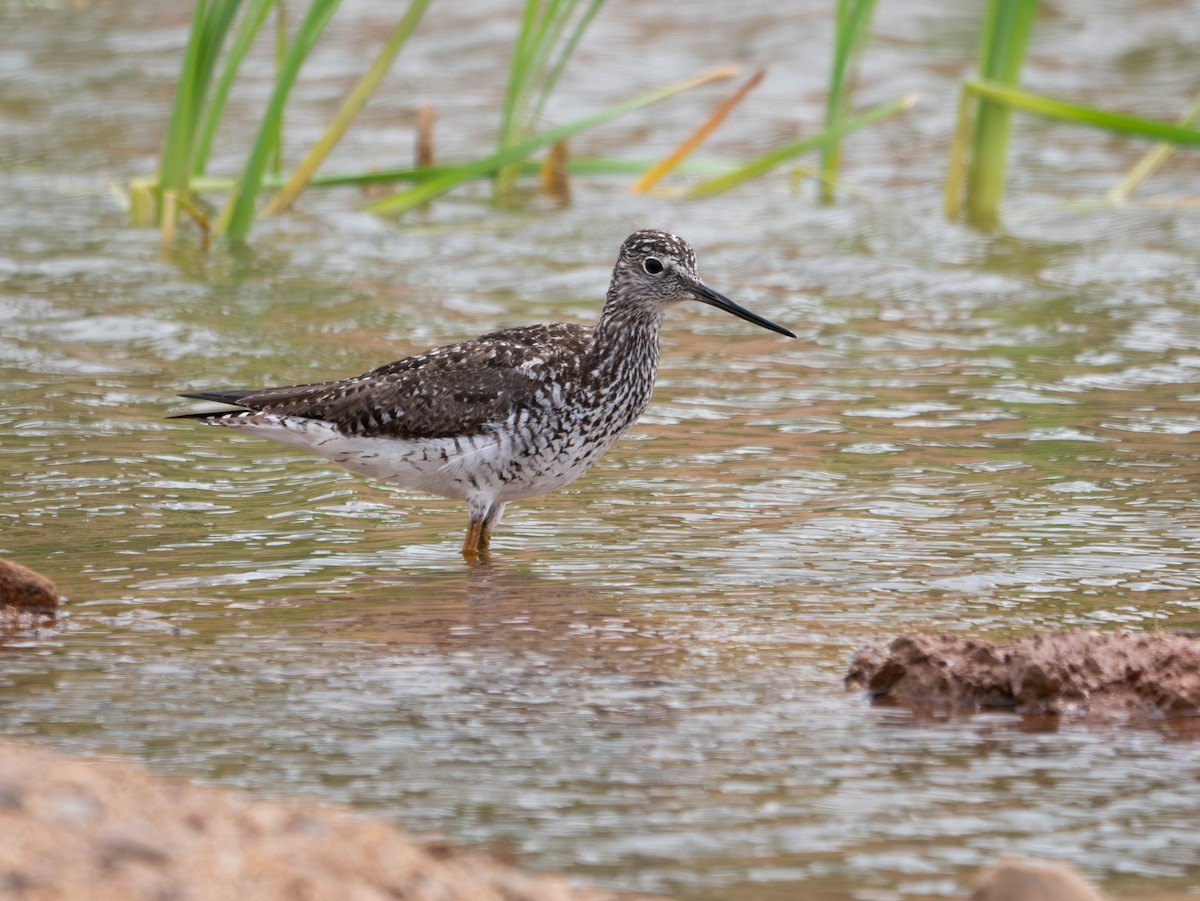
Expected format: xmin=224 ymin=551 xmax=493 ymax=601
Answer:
xmin=529 ymin=0 xmax=604 ymax=128
xmin=496 ymin=0 xmax=566 ymax=192
xmin=498 ymin=0 xmax=544 ymax=150
xmin=686 ymin=93 xmax=916 ymax=197
xmin=189 ymin=155 xmax=735 ymax=194
xmin=192 ymin=0 xmax=276 ymax=177
xmin=370 ymin=67 xmax=738 ymax=215
xmin=196 ymin=1 xmax=243 ymax=95
xmin=520 ymin=1 xmax=570 ymax=126
xmin=269 ymin=0 xmax=288 ymax=177
xmin=157 ymin=0 xmax=243 ymax=242
xmin=217 ymin=0 xmax=342 ymax=240
xmin=520 ymin=1 xmax=573 ymax=123
xmin=506 ymin=1 xmax=579 ymax=140
xmin=261 ymin=0 xmax=432 ymax=216
xmin=159 ymin=0 xmax=211 ymax=201
xmin=495 ymin=0 xmax=606 ymax=198
xmin=819 ymin=0 xmax=877 ymax=202
xmin=494 ymin=0 xmax=546 ymax=195
xmin=161 ymin=0 xmax=242 ymax=192
xmin=966 ymin=79 xmax=1200 ymax=145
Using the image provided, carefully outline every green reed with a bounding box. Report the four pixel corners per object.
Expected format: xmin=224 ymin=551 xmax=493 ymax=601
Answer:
xmin=946 ymin=0 xmax=1200 ymax=225
xmin=819 ymin=0 xmax=878 ymax=203
xmin=217 ymin=0 xmax=341 ymax=239
xmin=493 ymin=0 xmax=605 ymax=201
xmin=145 ymin=0 xmax=431 ymax=245
xmin=143 ymin=0 xmax=741 ymax=236
xmin=946 ymin=0 xmax=1037 ymax=227
xmin=139 ymin=2 xmax=964 ymax=244
xmin=152 ymin=0 xmax=248 ymax=245
xmin=192 ymin=0 xmax=277 ymax=182
xmin=261 ymin=0 xmax=431 ymax=216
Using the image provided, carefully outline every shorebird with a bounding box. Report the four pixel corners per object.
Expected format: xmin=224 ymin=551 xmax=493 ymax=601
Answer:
xmin=175 ymin=230 xmax=794 ymax=559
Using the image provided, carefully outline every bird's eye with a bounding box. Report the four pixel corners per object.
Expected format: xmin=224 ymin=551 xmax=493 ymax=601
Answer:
xmin=643 ymin=258 xmax=664 ymax=275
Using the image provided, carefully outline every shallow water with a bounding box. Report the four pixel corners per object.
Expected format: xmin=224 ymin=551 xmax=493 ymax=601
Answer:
xmin=3 ymin=0 xmax=1200 ymax=898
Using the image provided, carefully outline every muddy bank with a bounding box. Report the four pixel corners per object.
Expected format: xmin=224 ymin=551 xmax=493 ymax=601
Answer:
xmin=846 ymin=630 xmax=1200 ymax=719
xmin=0 ymin=742 xmax=652 ymax=901
xmin=2 ymin=742 xmax=1196 ymax=899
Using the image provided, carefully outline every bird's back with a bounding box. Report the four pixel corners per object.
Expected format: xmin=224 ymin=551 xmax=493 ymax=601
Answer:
xmin=182 ymin=321 xmax=594 ymax=441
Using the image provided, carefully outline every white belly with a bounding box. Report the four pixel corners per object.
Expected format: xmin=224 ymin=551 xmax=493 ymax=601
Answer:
xmin=216 ymin=412 xmax=620 ymax=503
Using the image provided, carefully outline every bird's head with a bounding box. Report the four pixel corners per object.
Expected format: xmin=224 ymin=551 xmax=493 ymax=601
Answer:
xmin=609 ymin=230 xmax=795 ymax=338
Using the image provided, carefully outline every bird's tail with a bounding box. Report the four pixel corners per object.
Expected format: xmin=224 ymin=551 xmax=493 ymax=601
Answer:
xmin=169 ymin=390 xmax=255 ymax=420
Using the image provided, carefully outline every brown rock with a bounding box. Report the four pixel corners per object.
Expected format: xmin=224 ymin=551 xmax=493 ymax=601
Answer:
xmin=0 ymin=743 xmax=656 ymax=901
xmin=970 ymin=856 xmax=1106 ymax=901
xmin=846 ymin=630 xmax=1200 ymax=719
xmin=0 ymin=559 xmax=59 ymax=612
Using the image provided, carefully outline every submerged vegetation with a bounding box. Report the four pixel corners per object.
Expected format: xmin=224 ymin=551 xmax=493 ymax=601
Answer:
xmin=132 ymin=0 xmax=1199 ymax=246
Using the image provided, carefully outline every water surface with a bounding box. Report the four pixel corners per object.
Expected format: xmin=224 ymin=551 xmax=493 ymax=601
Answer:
xmin=2 ymin=1 xmax=1200 ymax=898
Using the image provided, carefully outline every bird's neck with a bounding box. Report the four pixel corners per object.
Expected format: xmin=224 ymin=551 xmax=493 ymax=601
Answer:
xmin=588 ymin=294 xmax=664 ymax=379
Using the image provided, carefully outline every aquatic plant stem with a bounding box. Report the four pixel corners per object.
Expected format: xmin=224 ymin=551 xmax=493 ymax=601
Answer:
xmin=949 ymin=78 xmax=1200 ymax=218
xmin=966 ymin=80 xmax=1200 ymax=144
xmin=217 ymin=0 xmax=341 ymax=240
xmin=820 ymin=0 xmax=878 ymax=203
xmin=960 ymin=0 xmax=1037 ymax=227
xmin=191 ymin=0 xmax=277 ymax=179
xmin=261 ymin=0 xmax=432 ymax=217
xmin=370 ymin=67 xmax=739 ymax=216
xmin=1109 ymin=90 xmax=1200 ymax=202
xmin=495 ymin=0 xmax=605 ymax=200
xmin=158 ymin=0 xmax=244 ymax=243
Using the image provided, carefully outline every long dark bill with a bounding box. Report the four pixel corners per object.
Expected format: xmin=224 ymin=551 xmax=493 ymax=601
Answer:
xmin=688 ymin=282 xmax=796 ymax=338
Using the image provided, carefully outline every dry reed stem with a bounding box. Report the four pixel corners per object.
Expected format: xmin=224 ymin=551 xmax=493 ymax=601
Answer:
xmin=630 ymin=67 xmax=764 ymax=194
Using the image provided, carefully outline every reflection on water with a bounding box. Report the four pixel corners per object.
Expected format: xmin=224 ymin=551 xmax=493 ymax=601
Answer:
xmin=3 ymin=0 xmax=1200 ymax=898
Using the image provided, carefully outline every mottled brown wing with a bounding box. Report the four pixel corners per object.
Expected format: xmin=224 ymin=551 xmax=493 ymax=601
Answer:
xmin=177 ymin=322 xmax=592 ymax=441
xmin=231 ymin=367 xmax=546 ymax=439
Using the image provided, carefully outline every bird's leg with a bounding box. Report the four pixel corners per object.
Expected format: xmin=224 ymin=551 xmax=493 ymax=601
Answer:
xmin=462 ymin=497 xmax=497 ymax=561
xmin=461 ymin=517 xmax=484 ymax=560
xmin=477 ymin=502 xmax=506 ymax=552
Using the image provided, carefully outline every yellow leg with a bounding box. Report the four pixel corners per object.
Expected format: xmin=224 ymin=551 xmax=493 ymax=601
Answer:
xmin=461 ymin=518 xmax=484 ymax=559
xmin=463 ymin=500 xmax=503 ymax=560
xmin=477 ymin=501 xmax=504 ymax=554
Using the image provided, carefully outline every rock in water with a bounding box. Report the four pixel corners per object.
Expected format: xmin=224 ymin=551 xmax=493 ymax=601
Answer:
xmin=846 ymin=630 xmax=1200 ymax=719
xmin=970 ymin=856 xmax=1105 ymax=901
xmin=0 ymin=558 xmax=59 ymax=612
